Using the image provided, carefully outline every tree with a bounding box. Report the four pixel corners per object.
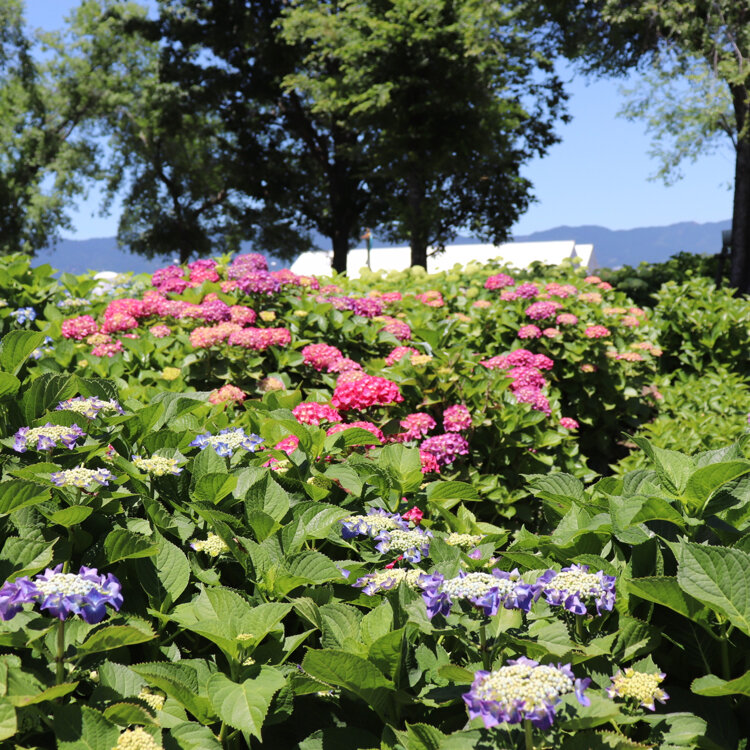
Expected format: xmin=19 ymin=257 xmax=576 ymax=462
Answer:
xmin=278 ymin=0 xmax=568 ymax=269
xmin=0 ymin=1 xmax=99 ymax=255
xmin=536 ymin=0 xmax=750 ymax=293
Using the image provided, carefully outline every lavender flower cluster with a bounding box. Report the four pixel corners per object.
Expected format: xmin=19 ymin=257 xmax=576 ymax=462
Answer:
xmin=190 ymin=428 xmax=264 ymax=457
xmin=56 ymin=396 xmax=124 ymax=419
xmin=0 ymin=565 xmax=122 ymax=624
xmin=50 ymin=466 xmax=114 ymax=489
xmin=14 ymin=423 xmax=86 ymax=453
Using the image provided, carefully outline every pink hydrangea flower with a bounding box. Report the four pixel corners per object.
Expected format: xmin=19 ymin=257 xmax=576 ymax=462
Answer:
xmin=485 ymin=273 xmax=515 ymax=290
xmin=515 ymin=283 xmax=539 ymax=299
xmin=518 ymin=325 xmax=542 ymax=339
xmin=420 ymin=450 xmax=440 ymax=474
xmin=513 ymin=386 xmax=551 ymax=415
xmin=415 ymin=290 xmax=444 ymax=307
xmin=274 ymin=435 xmax=300 ymax=454
xmin=331 ymin=374 xmax=403 ymax=411
xmin=149 ymin=324 xmax=171 ymax=338
xmin=402 ymin=506 xmax=423 ymax=523
xmin=302 ymin=343 xmax=344 ymax=371
xmin=507 ymin=366 xmax=546 ymax=391
xmin=209 ymin=384 xmax=247 ymax=405
xmin=584 ymin=275 xmax=602 ymax=284
xmin=500 ymin=289 xmax=519 ymax=301
xmin=556 ymin=313 xmax=578 ymax=326
xmin=327 ymin=357 xmax=362 ymax=373
xmin=584 ymin=325 xmax=611 ymax=339
xmin=91 ymin=340 xmax=123 ymax=358
xmin=443 ymin=405 xmax=472 ymax=432
xmin=293 ymin=402 xmax=342 ymax=426
xmin=230 ymin=306 xmax=257 ymax=326
xmin=200 ymin=299 xmax=231 ymax=322
xmin=545 ymin=283 xmax=578 ymax=298
xmin=228 ymin=327 xmax=291 ymax=350
xmin=543 ymin=327 xmax=561 ymax=338
xmin=525 ymin=301 xmax=562 ymax=320
xmin=399 ymin=413 xmax=437 ymax=440
xmin=382 ymin=319 xmax=412 ymax=341
xmin=578 ymin=292 xmax=603 ymax=304
xmin=622 ymin=315 xmax=640 ymax=327
xmin=62 ymin=315 xmax=99 ymax=340
xmin=560 ymin=417 xmax=579 ymax=429
xmin=472 ymin=300 xmax=492 ymax=309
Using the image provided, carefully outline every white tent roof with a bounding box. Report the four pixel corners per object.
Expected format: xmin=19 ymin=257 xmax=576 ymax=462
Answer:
xmin=290 ymin=240 xmax=599 ymax=278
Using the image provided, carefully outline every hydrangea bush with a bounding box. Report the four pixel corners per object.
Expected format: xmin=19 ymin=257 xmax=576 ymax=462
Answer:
xmin=0 ymin=251 xmax=742 ymax=747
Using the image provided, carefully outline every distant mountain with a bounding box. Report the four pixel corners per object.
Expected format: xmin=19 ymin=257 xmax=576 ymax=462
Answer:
xmin=33 ymin=219 xmax=731 ymax=275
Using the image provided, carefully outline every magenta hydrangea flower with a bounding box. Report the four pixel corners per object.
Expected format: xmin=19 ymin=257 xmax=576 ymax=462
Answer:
xmin=556 ymin=312 xmax=578 ymax=325
xmin=525 ymin=301 xmax=562 ymax=320
xmin=584 ymin=325 xmax=611 ymax=338
xmin=293 ymin=402 xmax=343 ymax=426
xmin=514 ymin=283 xmax=539 ymax=299
xmin=420 ymin=449 xmax=440 ymax=474
xmin=350 ymin=297 xmax=384 ymax=318
xmin=512 ymin=386 xmax=551 ymax=415
xmin=518 ymin=324 xmax=542 ymax=339
xmin=237 ymin=271 xmax=280 ymax=296
xmin=381 ymin=319 xmax=412 ymax=341
xmin=0 ymin=565 xmax=122 ymax=624
xmin=400 ymin=413 xmax=437 ymax=440
xmin=331 ymin=374 xmax=403 ymax=411
xmin=485 ymin=273 xmax=515 ymax=290
xmin=302 ymin=343 xmax=344 ymax=371
xmin=420 ymin=433 xmax=469 ymax=466
xmin=560 ymin=417 xmax=579 ymax=429
xmin=443 ymin=405 xmax=472 ymax=432
xmin=463 ymin=657 xmax=590 ymax=730
xmin=385 ymin=346 xmax=419 ymax=366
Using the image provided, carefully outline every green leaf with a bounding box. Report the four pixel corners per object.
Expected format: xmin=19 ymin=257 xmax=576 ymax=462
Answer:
xmin=191 ymin=473 xmax=237 ymax=504
xmin=425 ymin=481 xmax=480 ymax=510
xmin=0 ymin=703 xmax=15 ymax=741
xmin=154 ymin=537 xmax=190 ymax=602
xmin=301 ymin=649 xmax=400 ymax=722
xmin=610 ymin=495 xmax=685 ymax=529
xmin=324 ymin=427 xmax=383 ymax=451
xmin=206 ymin=668 xmax=286 ymax=740
xmin=293 ymin=502 xmax=349 ymax=539
xmin=22 ymin=372 xmax=78 ymax=423
xmin=437 ymin=664 xmax=475 ymax=684
xmin=677 ymin=541 xmax=750 ymax=635
xmin=0 ymin=330 xmax=45 ymax=375
xmin=378 ymin=444 xmax=423 ymax=493
xmin=692 ymin=670 xmax=750 ymax=697
xmin=682 ymin=461 xmax=750 ymax=514
xmin=395 ymin=723 xmax=446 ymax=750
xmin=525 ymin=473 xmax=585 ymax=518
xmin=131 ymin=662 xmax=214 ymax=724
xmin=10 ymin=681 xmax=79 ymax=706
xmin=612 ymin=616 xmax=660 ymax=661
xmin=46 ymin=505 xmax=93 ymax=527
xmin=54 ymin=704 xmax=120 ymax=750
xmin=78 ymin=624 xmax=156 ymax=657
xmin=631 ymin=437 xmax=694 ymax=495
xmin=98 ymin=661 xmax=145 ymax=698
xmin=627 ymin=577 xmax=705 ymax=619
xmin=168 ymin=722 xmax=223 ymax=750
xmin=0 ymin=480 xmax=51 ymax=516
xmin=0 ymin=372 xmax=20 ymax=400
xmin=103 ymin=702 xmax=158 ymax=726
xmin=104 ymin=529 xmax=159 ymax=563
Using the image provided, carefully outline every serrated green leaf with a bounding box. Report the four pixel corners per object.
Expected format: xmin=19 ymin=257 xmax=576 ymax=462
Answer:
xmin=191 ymin=473 xmax=237 ymax=504
xmin=293 ymin=502 xmax=349 ymax=540
xmin=78 ymin=625 xmax=156 ymax=657
xmin=378 ymin=444 xmax=423 ymax=493
xmin=677 ymin=542 xmax=750 ymax=635
xmin=395 ymin=722 xmax=446 ymax=750
xmin=0 ymin=330 xmax=45 ymax=375
xmin=154 ymin=537 xmax=190 ymax=602
xmin=682 ymin=460 xmax=750 ymax=515
xmin=10 ymin=681 xmax=78 ymax=706
xmin=525 ymin=473 xmax=585 ymax=518
xmin=437 ymin=665 xmax=475 ymax=684
xmin=301 ymin=649 xmax=399 ymax=722
xmin=631 ymin=437 xmax=694 ymax=495
xmin=691 ymin=670 xmax=750 ymax=697
xmin=46 ymin=505 xmax=93 ymax=527
xmin=425 ymin=481 xmax=480 ymax=510
xmin=627 ymin=577 xmax=705 ymax=619
xmin=98 ymin=661 xmax=144 ymax=698
xmin=0 ymin=702 xmax=15 ymax=741
xmin=168 ymin=721 xmax=223 ymax=750
xmin=0 ymin=480 xmax=51 ymax=516
xmin=0 ymin=372 xmax=20 ymax=400
xmin=104 ymin=529 xmax=159 ymax=563
xmin=103 ymin=702 xmax=158 ymax=726
xmin=324 ymin=427 xmax=383 ymax=451
xmin=54 ymin=704 xmax=120 ymax=750
xmin=131 ymin=662 xmax=214 ymax=724
xmin=206 ymin=668 xmax=286 ymax=740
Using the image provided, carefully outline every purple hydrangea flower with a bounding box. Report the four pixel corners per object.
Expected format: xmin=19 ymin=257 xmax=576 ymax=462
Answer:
xmin=237 ymin=271 xmax=280 ymax=296
xmin=463 ymin=657 xmax=590 ymax=730
xmin=374 ymin=527 xmax=432 ymax=563
xmin=536 ymin=564 xmax=616 ymax=615
xmin=190 ymin=428 xmax=264 ymax=457
xmin=419 ymin=568 xmax=539 ymax=619
xmin=353 ymin=568 xmax=424 ymax=595
xmin=0 ymin=565 xmax=122 ymax=624
xmin=340 ymin=509 xmax=409 ymax=540
xmin=442 ymin=405 xmax=472 ymax=433
xmin=14 ymin=423 xmax=86 ymax=453
xmin=56 ymin=396 xmax=124 ymax=419
xmin=419 ymin=433 xmax=470 ymax=466
xmin=606 ymin=668 xmax=669 ymax=710
xmin=50 ymin=466 xmax=114 ymax=489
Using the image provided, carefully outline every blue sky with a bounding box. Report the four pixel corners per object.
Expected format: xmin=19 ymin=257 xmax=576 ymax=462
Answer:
xmin=26 ymin=0 xmax=735 ymax=240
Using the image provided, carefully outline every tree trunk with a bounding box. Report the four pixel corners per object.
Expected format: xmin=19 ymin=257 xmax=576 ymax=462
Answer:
xmin=730 ymin=86 xmax=750 ymax=294
xmin=408 ymin=175 xmax=428 ymax=268
xmin=331 ymin=226 xmax=349 ymax=274
xmin=179 ymin=246 xmax=192 ymax=264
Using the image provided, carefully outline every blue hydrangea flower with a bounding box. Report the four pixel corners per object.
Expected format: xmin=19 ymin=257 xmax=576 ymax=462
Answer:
xmin=0 ymin=565 xmax=122 ymax=624
xmin=374 ymin=527 xmax=432 ymax=563
xmin=11 ymin=307 xmax=36 ymax=324
xmin=420 ymin=568 xmax=540 ymax=619
xmin=536 ymin=564 xmax=616 ymax=615
xmin=190 ymin=428 xmax=264 ymax=457
xmin=463 ymin=657 xmax=590 ymax=730
xmin=354 ymin=568 xmax=425 ymax=595
xmin=56 ymin=396 xmax=124 ymax=419
xmin=340 ymin=508 xmax=409 ymax=540
xmin=50 ymin=466 xmax=114 ymax=489
xmin=14 ymin=423 xmax=86 ymax=453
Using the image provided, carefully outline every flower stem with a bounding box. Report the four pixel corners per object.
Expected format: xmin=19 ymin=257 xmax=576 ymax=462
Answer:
xmin=524 ymin=719 xmax=535 ymax=750
xmin=575 ymin=614 xmax=585 ymax=643
xmin=55 ymin=619 xmax=66 ymax=685
xmin=479 ymin=623 xmax=490 ymax=670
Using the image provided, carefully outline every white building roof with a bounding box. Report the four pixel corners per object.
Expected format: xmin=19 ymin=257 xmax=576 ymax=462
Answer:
xmin=290 ymin=240 xmax=598 ymax=278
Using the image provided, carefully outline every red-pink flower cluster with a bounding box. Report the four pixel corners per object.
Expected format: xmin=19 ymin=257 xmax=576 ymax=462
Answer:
xmin=209 ymin=384 xmax=246 ymax=405
xmin=584 ymin=325 xmax=611 ymax=339
xmin=327 ymin=357 xmax=362 ymax=373
xmin=229 ymin=306 xmax=257 ymax=325
xmin=302 ymin=343 xmax=344 ymax=371
xmin=331 ymin=374 xmax=403 ymax=411
xmin=381 ymin=318 xmax=412 ymax=341
xmin=513 ymin=386 xmax=551 ymax=415
xmin=149 ymin=324 xmax=171 ymax=338
xmin=545 ymin=283 xmax=578 ymax=298
xmin=515 ymin=283 xmax=539 ymax=299
xmin=525 ymin=301 xmax=562 ymax=320
xmin=443 ymin=404 xmax=472 ymax=432
xmin=227 ymin=253 xmax=268 ymax=278
xmin=420 ymin=449 xmax=440 ymax=474
xmin=293 ymin=402 xmax=342 ymax=426
xmin=190 ymin=323 xmax=241 ymax=348
xmin=480 ymin=349 xmax=553 ymax=371
xmin=415 ymin=290 xmax=444 ymax=307
xmin=507 ymin=366 xmax=546 ymax=391
xmin=326 ymin=421 xmax=384 ymax=444
xmin=560 ymin=417 xmax=579 ymax=429
xmin=518 ymin=325 xmax=542 ymax=339
xmin=188 ymin=259 xmax=219 ymax=285
xmin=91 ymin=340 xmax=123 ymax=358
xmin=399 ymin=412 xmax=437 ymax=440
xmin=556 ymin=313 xmax=578 ymax=326
xmin=485 ymin=273 xmax=514 ymax=290
xmin=274 ymin=435 xmax=300 ymax=454
xmin=578 ymin=292 xmax=603 ymax=304
xmin=62 ymin=315 xmax=99 ymax=340
xmin=228 ymin=327 xmax=291 ymax=350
